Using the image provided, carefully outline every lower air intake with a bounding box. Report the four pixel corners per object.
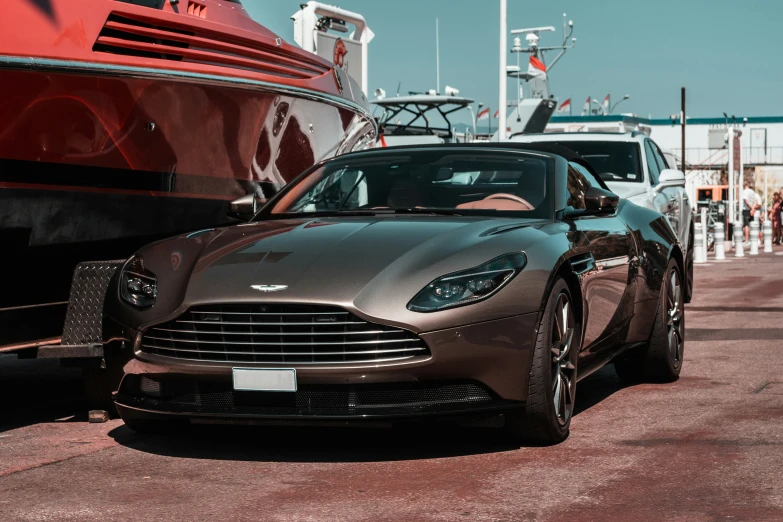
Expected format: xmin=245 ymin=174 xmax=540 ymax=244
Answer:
xmin=122 ymin=379 xmax=496 ymax=416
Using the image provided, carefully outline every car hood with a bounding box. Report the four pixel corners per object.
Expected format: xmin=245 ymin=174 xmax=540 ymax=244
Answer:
xmin=135 ymin=215 xmax=559 ymax=331
xmin=185 ymin=216 xmax=547 ymax=302
xmin=605 ymin=182 xmax=648 ymax=200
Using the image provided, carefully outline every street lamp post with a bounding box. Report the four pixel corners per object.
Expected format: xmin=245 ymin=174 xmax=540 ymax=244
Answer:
xmin=609 ymin=94 xmax=630 ymax=114
xmin=467 ymin=105 xmax=477 ymax=139
xmin=590 ymin=99 xmax=606 ymax=115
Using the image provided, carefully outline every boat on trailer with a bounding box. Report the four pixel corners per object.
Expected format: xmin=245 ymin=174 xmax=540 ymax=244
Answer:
xmin=0 ymin=0 xmax=376 ymax=349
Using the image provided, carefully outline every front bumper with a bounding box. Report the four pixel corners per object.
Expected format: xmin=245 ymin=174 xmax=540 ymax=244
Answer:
xmin=108 ymin=313 xmax=539 ymax=422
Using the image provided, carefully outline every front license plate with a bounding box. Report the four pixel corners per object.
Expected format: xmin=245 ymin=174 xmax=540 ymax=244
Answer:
xmin=232 ymin=368 xmax=297 ymax=392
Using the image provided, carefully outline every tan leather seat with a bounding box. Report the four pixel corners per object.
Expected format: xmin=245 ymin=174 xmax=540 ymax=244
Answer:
xmin=456 ymin=196 xmax=533 ymax=211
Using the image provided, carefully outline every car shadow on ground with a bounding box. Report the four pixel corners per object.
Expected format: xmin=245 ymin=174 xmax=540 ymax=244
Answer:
xmin=0 ymin=356 xmax=88 ymax=433
xmin=108 ymin=365 xmax=629 ymax=462
xmin=0 ymin=355 xmax=630 ymax=460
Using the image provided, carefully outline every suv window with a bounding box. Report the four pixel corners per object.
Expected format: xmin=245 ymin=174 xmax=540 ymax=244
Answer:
xmin=644 ymin=140 xmax=661 ymax=186
xmin=545 ymin=141 xmax=643 ymax=183
xmin=663 ymin=152 xmax=678 ymax=170
xmin=566 ymin=162 xmax=597 ymax=210
xmin=651 ymin=142 xmax=669 ymax=172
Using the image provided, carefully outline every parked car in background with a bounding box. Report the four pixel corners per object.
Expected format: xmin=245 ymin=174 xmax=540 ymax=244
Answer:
xmin=511 ymin=132 xmax=694 ymax=302
xmin=101 ymin=143 xmax=686 ymax=444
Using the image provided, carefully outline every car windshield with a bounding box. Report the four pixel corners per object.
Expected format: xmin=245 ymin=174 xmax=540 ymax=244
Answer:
xmin=544 ymin=141 xmax=642 ymax=183
xmin=263 ymin=150 xmax=554 ymax=220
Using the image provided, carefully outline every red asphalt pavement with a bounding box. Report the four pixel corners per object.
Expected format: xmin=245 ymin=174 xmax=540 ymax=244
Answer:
xmin=1 ymin=250 xmax=782 ymax=521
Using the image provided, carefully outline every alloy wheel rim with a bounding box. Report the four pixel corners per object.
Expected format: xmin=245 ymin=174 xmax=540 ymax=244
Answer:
xmin=667 ymin=270 xmax=684 ymax=367
xmin=551 ymin=293 xmax=576 ymax=426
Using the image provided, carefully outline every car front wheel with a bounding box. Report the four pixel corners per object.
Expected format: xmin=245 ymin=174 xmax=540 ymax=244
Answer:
xmin=505 ymin=278 xmax=579 ymax=444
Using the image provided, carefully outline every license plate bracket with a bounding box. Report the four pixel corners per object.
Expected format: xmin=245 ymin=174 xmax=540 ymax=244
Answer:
xmin=232 ymin=368 xmax=297 ymax=392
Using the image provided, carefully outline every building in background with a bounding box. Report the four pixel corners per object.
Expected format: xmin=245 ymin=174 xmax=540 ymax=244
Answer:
xmin=544 ymin=114 xmax=783 ymax=206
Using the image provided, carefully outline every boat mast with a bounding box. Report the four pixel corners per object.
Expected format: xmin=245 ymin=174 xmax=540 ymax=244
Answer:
xmin=436 ymin=18 xmax=440 ymax=95
xmin=508 ymin=16 xmax=576 ymax=100
xmin=498 ymin=0 xmax=507 ymax=141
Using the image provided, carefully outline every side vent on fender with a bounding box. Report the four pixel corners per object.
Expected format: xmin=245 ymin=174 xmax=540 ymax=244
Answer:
xmin=569 ymin=253 xmax=596 ymax=276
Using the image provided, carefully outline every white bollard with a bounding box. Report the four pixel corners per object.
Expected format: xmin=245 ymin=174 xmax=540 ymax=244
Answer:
xmin=700 ymin=208 xmax=709 ymax=260
xmin=764 ymin=219 xmax=773 ymax=253
xmin=750 ymin=220 xmax=760 ymax=255
xmin=714 ymin=222 xmax=726 ymax=260
xmin=694 ymin=218 xmax=705 ymax=264
xmin=734 ymin=220 xmax=745 ymax=257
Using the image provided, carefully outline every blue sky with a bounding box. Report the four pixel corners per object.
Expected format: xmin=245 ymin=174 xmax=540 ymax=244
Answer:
xmin=244 ymin=0 xmax=783 ymax=122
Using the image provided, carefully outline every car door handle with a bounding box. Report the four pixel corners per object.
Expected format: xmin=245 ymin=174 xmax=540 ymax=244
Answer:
xmin=669 ymin=196 xmax=678 ymax=204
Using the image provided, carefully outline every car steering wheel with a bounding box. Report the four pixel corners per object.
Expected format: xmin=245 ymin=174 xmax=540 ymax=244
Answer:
xmin=482 ymin=193 xmax=534 ymax=210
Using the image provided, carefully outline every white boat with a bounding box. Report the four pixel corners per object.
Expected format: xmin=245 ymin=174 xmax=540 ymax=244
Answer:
xmin=374 ymin=94 xmax=476 ymax=146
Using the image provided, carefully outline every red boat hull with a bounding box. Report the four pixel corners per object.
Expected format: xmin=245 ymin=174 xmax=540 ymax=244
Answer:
xmin=0 ymin=0 xmax=375 ymax=347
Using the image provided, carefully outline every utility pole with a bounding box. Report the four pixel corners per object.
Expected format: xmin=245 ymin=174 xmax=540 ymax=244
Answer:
xmin=738 ymin=131 xmax=744 ymax=215
xmin=498 ymin=0 xmax=507 ymax=142
xmin=728 ymin=125 xmax=735 ymax=224
xmin=681 ymin=87 xmax=686 ymax=172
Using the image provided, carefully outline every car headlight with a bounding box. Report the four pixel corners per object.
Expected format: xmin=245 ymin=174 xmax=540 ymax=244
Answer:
xmin=120 ymin=255 xmax=157 ymax=309
xmin=407 ymin=253 xmax=527 ymax=312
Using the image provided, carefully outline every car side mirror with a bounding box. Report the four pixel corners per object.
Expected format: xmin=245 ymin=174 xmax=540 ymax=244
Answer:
xmin=228 ymin=193 xmax=262 ymax=221
xmin=584 ymin=186 xmax=620 ymax=212
xmin=657 ymin=169 xmax=686 ymax=191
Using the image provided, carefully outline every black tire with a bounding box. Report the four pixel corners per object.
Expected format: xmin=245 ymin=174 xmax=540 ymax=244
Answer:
xmin=684 ymin=228 xmax=694 ymax=303
xmin=505 ymin=278 xmax=579 ymax=445
xmin=615 ymin=259 xmax=684 ymax=384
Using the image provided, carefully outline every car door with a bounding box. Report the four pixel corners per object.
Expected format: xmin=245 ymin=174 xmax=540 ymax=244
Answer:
xmin=566 ymin=162 xmax=636 ymax=369
xmin=645 ymin=140 xmax=682 ymax=241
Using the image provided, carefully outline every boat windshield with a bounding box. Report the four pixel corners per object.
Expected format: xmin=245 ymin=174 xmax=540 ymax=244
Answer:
xmin=375 ymin=97 xmax=473 ymax=139
xmin=260 ymin=150 xmax=554 ymax=220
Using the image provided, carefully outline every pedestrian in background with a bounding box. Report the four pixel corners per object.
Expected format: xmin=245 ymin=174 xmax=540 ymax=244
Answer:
xmin=771 ymin=192 xmax=782 ymax=245
xmin=756 ymin=190 xmax=764 ymax=242
xmin=778 ymin=187 xmax=783 ymax=224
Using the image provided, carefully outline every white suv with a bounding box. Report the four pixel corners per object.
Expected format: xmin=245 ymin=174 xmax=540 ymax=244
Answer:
xmin=512 ymin=132 xmax=694 ymax=301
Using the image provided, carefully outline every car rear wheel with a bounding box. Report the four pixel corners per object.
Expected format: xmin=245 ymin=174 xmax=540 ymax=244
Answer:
xmin=615 ymin=258 xmax=684 ymax=383
xmin=505 ymin=278 xmax=578 ymax=444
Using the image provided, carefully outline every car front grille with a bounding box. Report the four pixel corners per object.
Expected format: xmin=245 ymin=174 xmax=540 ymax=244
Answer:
xmin=140 ymin=304 xmax=430 ymax=365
